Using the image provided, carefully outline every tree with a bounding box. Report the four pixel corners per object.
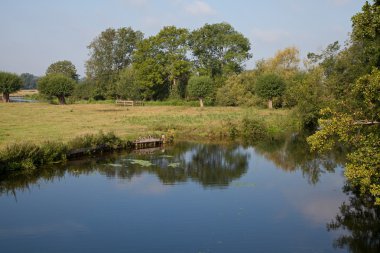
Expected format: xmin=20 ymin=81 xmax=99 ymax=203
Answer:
xmin=20 ymin=73 xmax=39 ymax=89
xmin=0 ymin=72 xmax=22 ymax=102
xmin=307 ymin=0 xmax=380 ymax=206
xmin=262 ymin=47 xmax=301 ymax=79
xmin=216 ymin=74 xmax=254 ymax=106
xmin=115 ymin=67 xmax=141 ymax=100
xmin=86 ymin=27 xmax=144 ymax=98
xmin=38 ymin=74 xmax=75 ymax=104
xmin=351 ymin=0 xmax=380 ymax=69
xmin=187 ymin=76 xmax=214 ymax=107
xmin=133 ymin=26 xmax=191 ymax=100
xmin=255 ymin=73 xmax=285 ymax=109
xmin=308 ymin=69 xmax=380 ymax=205
xmin=46 ymin=60 xmax=78 ymax=80
xmin=189 ymin=22 xmax=252 ymax=78
xmin=289 ymin=68 xmax=328 ymax=129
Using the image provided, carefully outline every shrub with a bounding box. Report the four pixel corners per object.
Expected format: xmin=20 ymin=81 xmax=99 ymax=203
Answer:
xmin=240 ymin=118 xmax=268 ymax=142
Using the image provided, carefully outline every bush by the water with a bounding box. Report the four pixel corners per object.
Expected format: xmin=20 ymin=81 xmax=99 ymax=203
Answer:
xmin=240 ymin=118 xmax=268 ymax=142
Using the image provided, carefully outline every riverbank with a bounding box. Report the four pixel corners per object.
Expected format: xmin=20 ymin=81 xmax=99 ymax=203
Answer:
xmin=0 ymin=103 xmax=297 ymax=145
xmin=0 ymin=103 xmax=298 ymax=172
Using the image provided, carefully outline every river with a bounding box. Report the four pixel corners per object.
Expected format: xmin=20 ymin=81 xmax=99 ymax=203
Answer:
xmin=0 ymin=137 xmax=379 ymax=253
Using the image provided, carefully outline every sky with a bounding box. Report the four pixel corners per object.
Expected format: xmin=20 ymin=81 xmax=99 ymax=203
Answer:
xmin=0 ymin=0 xmax=365 ymax=77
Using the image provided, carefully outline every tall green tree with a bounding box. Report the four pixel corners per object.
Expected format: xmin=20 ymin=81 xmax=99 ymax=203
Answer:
xmin=0 ymin=72 xmax=22 ymax=102
xmin=38 ymin=74 xmax=75 ymax=104
xmin=307 ymin=1 xmax=380 ymax=205
xmin=189 ymin=22 xmax=252 ymax=78
xmin=86 ymin=27 xmax=144 ymax=98
xmin=133 ymin=26 xmax=191 ymax=99
xmin=255 ymin=73 xmax=285 ymax=109
xmin=115 ymin=67 xmax=141 ymax=100
xmin=187 ymin=76 xmax=214 ymax=107
xmin=351 ymin=0 xmax=380 ymax=69
xmin=308 ymin=69 xmax=380 ymax=205
xmin=46 ymin=60 xmax=78 ymax=80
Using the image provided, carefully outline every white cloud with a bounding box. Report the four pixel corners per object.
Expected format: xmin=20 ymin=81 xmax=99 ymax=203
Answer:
xmin=184 ymin=0 xmax=216 ymax=16
xmin=251 ymin=28 xmax=290 ymax=44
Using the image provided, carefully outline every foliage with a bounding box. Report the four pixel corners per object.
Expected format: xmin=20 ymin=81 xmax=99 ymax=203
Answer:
xmin=351 ymin=68 xmax=380 ymax=121
xmin=291 ymin=68 xmax=329 ymax=129
xmin=187 ymin=76 xmax=214 ymax=106
xmin=46 ymin=60 xmax=78 ymax=80
xmin=72 ymin=79 xmax=96 ymax=100
xmin=68 ymin=131 xmax=125 ymax=150
xmin=308 ymin=96 xmax=380 ymax=206
xmin=189 ymin=22 xmax=252 ymax=78
xmin=259 ymin=47 xmax=301 ymax=79
xmin=351 ymin=0 xmax=380 ymax=69
xmin=86 ymin=27 xmax=144 ymax=98
xmin=38 ymin=74 xmax=76 ymax=104
xmin=216 ymin=74 xmax=254 ymax=106
xmin=240 ymin=118 xmax=268 ymax=142
xmin=0 ymin=141 xmax=67 ymax=173
xmin=133 ymin=26 xmax=191 ymax=100
xmin=115 ymin=67 xmax=142 ymax=100
xmin=0 ymin=71 xmax=22 ymax=102
xmin=255 ymin=73 xmax=285 ymax=108
xmin=20 ymin=73 xmax=39 ymax=89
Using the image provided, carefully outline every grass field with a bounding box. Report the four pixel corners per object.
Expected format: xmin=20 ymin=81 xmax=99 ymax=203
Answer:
xmin=0 ymin=103 xmax=297 ymax=146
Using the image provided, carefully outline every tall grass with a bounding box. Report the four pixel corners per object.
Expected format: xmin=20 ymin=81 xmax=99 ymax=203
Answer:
xmin=0 ymin=132 xmax=128 ymax=173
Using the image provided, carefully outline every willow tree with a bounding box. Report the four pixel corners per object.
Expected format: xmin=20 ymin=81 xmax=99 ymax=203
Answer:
xmin=38 ymin=74 xmax=75 ymax=104
xmin=255 ymin=73 xmax=285 ymax=109
xmin=46 ymin=60 xmax=78 ymax=80
xmin=187 ymin=76 xmax=214 ymax=107
xmin=0 ymin=72 xmax=22 ymax=102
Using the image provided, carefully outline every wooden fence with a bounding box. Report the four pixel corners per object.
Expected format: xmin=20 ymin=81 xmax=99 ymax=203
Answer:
xmin=115 ymin=100 xmax=144 ymax=106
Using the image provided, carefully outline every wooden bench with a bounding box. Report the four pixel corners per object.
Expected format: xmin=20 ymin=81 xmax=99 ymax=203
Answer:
xmin=115 ymin=100 xmax=144 ymax=106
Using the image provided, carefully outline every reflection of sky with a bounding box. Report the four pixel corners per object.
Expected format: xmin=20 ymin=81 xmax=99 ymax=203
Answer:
xmin=114 ymin=174 xmax=170 ymax=195
xmin=0 ymin=144 xmax=349 ymax=253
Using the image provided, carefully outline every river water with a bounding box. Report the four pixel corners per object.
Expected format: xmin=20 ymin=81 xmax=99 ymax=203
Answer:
xmin=0 ymin=138 xmax=378 ymax=253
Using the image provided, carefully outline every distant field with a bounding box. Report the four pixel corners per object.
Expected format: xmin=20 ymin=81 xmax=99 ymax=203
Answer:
xmin=0 ymin=103 xmax=296 ymax=146
xmin=11 ymin=89 xmax=39 ymax=97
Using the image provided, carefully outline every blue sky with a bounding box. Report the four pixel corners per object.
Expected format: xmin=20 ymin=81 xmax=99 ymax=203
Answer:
xmin=0 ymin=0 xmax=365 ymax=77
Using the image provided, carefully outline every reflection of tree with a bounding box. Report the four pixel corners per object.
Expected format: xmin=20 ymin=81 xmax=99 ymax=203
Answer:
xmin=184 ymin=144 xmax=248 ymax=187
xmin=0 ymin=142 xmax=249 ymax=196
xmin=111 ymin=143 xmax=249 ymax=187
xmin=253 ymin=134 xmax=346 ymax=184
xmin=328 ymin=186 xmax=380 ymax=253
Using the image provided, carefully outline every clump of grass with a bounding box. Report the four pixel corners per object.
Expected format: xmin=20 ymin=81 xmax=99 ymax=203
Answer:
xmin=0 ymin=141 xmax=67 ymax=173
xmin=68 ymin=131 xmax=125 ymax=149
xmin=0 ymin=132 xmax=129 ymax=174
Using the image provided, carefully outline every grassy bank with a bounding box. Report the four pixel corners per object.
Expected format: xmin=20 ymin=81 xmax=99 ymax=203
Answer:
xmin=0 ymin=132 xmax=129 ymax=173
xmin=0 ymin=103 xmax=297 ymax=146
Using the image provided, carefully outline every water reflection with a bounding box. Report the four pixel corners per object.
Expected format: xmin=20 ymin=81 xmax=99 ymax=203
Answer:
xmin=1 ymin=135 xmax=345 ymax=196
xmin=328 ymin=185 xmax=380 ymax=253
xmin=253 ymin=133 xmax=346 ymax=184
